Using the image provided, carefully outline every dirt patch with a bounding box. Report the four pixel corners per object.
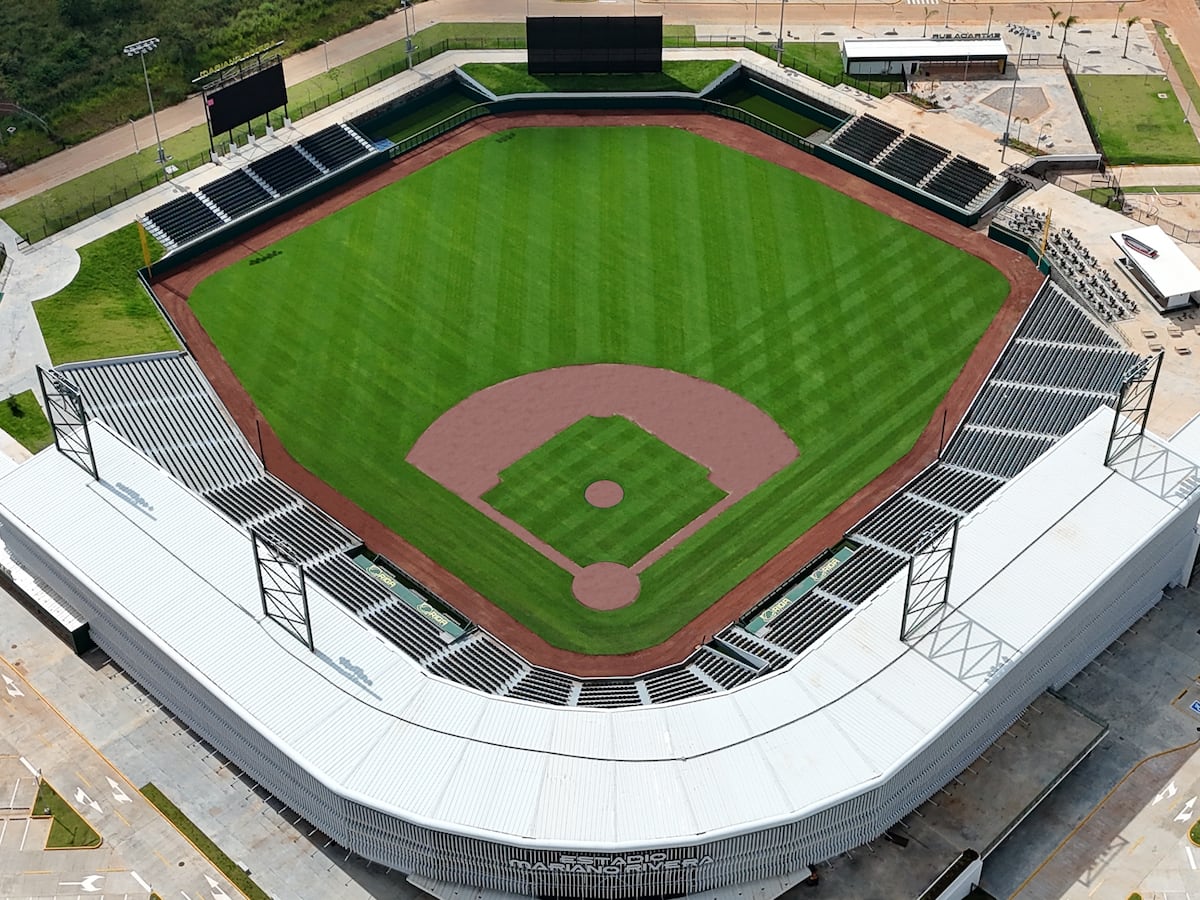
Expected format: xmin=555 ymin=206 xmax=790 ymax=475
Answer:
xmin=152 ymin=109 xmax=1043 ymax=676
xmin=573 ymin=562 xmax=641 ymax=610
xmin=585 ymin=480 xmax=623 ymax=509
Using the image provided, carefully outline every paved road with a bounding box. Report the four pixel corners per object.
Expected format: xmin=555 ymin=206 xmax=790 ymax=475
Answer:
xmin=2 ymin=0 xmax=1195 ymax=211
xmin=0 ymin=650 xmax=240 ymax=899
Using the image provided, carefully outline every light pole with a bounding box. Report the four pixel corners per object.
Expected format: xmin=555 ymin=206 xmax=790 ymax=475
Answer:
xmin=319 ymin=39 xmax=330 ymax=72
xmin=944 ymin=0 xmax=952 ymax=29
xmin=129 ymin=117 xmax=139 ymax=153
xmin=776 ymin=0 xmax=787 ymax=64
xmin=1000 ymin=29 xmax=1025 ymax=163
xmin=403 ymin=1 xmax=415 ymax=69
xmin=123 ymin=37 xmax=167 ymax=167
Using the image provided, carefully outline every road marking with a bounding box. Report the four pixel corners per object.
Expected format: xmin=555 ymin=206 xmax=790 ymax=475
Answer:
xmin=76 ymin=769 xmax=92 ymax=789
xmin=112 ymin=806 xmax=131 ymax=827
xmin=1130 ymin=835 xmax=1145 ymax=853
xmin=19 ymin=817 xmax=29 ymax=851
xmin=2 ymin=673 xmax=23 ymax=697
xmin=1154 ymin=779 xmax=1179 ymax=804
xmin=1088 ymin=877 xmax=1105 ymax=896
xmin=74 ymin=786 xmax=103 ymax=814
xmin=18 ymin=757 xmax=38 ymax=777
xmin=1187 ymin=844 xmax=1197 ymax=869
xmin=8 ymin=779 xmax=18 ymax=808
xmin=59 ymin=874 xmax=104 ymax=892
xmin=132 ymin=870 xmax=152 ymax=892
xmin=1177 ymin=796 xmax=1197 ymax=823
xmin=106 ymin=776 xmax=132 ymax=804
xmin=205 ymin=873 xmax=232 ymax=899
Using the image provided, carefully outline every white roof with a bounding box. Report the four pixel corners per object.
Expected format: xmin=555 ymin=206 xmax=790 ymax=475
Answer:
xmin=842 ymin=37 xmax=1009 ymax=60
xmin=0 ymin=414 xmax=1196 ymax=849
xmin=1110 ymin=225 xmax=1200 ymax=298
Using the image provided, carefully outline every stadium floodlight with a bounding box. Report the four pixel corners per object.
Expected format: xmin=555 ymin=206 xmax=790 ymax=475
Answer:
xmin=123 ymin=37 xmax=168 ymax=167
xmin=1000 ymin=28 xmax=1026 ymax=163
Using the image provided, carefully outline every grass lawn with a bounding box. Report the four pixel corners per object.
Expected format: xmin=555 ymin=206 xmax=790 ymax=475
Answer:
xmin=712 ymin=84 xmax=826 ymax=136
xmin=460 ymin=60 xmax=735 ymax=95
xmin=188 ymin=126 xmax=1008 ymax=654
xmin=1075 ymin=74 xmax=1200 ymax=164
xmin=141 ymin=784 xmax=269 ymax=900
xmin=483 ymin=416 xmax=727 ymax=568
xmin=1156 ymin=23 xmax=1200 ymax=125
xmin=33 ymin=781 xmax=101 ymax=848
xmin=34 ymin=224 xmax=177 ymax=364
xmin=0 ymin=391 xmax=53 ymax=453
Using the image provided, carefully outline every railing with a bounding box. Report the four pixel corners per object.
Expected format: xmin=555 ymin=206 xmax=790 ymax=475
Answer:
xmin=1054 ymin=173 xmax=1200 ymax=244
xmin=387 ymin=104 xmax=493 ymax=157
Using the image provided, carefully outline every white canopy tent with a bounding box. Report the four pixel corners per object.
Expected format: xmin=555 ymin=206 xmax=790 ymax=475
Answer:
xmin=1110 ymin=225 xmax=1200 ymax=311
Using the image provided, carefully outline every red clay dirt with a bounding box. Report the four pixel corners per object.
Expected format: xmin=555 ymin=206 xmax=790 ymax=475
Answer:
xmin=152 ymin=109 xmax=1044 ymax=677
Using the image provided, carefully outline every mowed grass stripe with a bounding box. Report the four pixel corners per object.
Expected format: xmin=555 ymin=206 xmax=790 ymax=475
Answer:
xmin=190 ymin=127 xmax=1008 ymax=654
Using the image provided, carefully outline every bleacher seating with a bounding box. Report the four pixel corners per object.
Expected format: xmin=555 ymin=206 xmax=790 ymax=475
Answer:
xmin=507 ymin=668 xmax=576 ymax=704
xmin=247 ymin=145 xmax=324 ymax=196
xmin=143 ymin=193 xmax=224 ymax=248
xmin=426 ymin=633 xmax=528 ymax=693
xmin=642 ymin=667 xmax=714 ymax=703
xmin=62 ymin=275 xmax=1141 ymax=708
xmin=924 ymin=155 xmax=997 ymax=208
xmin=827 ymin=115 xmax=903 ymax=163
xmin=575 ymin=679 xmax=643 ymax=708
xmin=298 ymin=124 xmax=372 ymax=172
xmin=690 ymin=647 xmax=759 ymax=690
xmin=876 ymin=135 xmax=950 ymax=186
xmin=199 ymin=169 xmax=273 ymax=220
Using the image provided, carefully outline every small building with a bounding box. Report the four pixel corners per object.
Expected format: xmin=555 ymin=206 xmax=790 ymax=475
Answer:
xmin=1110 ymin=225 xmax=1200 ymax=311
xmin=841 ymin=36 xmax=1009 ymax=77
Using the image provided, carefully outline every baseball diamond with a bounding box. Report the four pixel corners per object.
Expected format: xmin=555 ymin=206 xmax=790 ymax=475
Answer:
xmin=184 ymin=124 xmax=1009 ymax=655
xmin=2 ymin=59 xmax=1194 ymax=900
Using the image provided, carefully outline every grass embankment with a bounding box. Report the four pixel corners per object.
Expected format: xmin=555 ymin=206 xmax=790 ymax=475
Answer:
xmin=188 ymin=126 xmax=1008 ymax=654
xmin=33 ymin=781 xmax=101 ymax=848
xmin=1156 ymin=22 xmax=1200 ymax=124
xmin=141 ymin=783 xmax=270 ymax=900
xmin=1075 ymin=74 xmax=1200 ymax=164
xmin=33 ymin=224 xmax=176 ymax=364
xmin=0 ymin=391 xmax=53 ymax=453
xmin=460 ymin=60 xmax=735 ymax=95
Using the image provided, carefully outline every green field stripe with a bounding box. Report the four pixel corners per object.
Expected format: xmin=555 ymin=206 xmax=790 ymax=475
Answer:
xmin=190 ymin=126 xmax=1008 ymax=654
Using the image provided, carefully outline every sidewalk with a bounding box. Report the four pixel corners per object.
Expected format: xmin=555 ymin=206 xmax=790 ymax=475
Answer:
xmin=1 ymin=0 xmax=1191 ymax=210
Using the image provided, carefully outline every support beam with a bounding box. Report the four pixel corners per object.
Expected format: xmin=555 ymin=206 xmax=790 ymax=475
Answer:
xmin=36 ymin=366 xmax=98 ymax=480
xmin=1105 ymin=353 xmax=1162 ymax=467
xmin=252 ymin=529 xmax=314 ymax=652
xmin=900 ymin=520 xmax=959 ymax=643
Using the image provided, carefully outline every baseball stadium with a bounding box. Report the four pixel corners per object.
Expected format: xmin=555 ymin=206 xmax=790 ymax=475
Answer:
xmin=2 ymin=12 xmax=1200 ymax=900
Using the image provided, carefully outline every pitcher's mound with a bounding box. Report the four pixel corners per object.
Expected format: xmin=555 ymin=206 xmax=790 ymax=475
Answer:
xmin=584 ymin=480 xmax=624 ymax=508
xmin=573 ymin=562 xmax=640 ymax=610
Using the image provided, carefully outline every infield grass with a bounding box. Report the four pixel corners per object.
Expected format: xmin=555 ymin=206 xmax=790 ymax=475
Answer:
xmin=483 ymin=416 xmax=726 ymax=568
xmin=189 ymin=127 xmax=1009 ymax=654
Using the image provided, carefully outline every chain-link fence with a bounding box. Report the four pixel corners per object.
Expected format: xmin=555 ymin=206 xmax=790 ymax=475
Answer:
xmin=10 ymin=35 xmax=898 ymax=245
xmin=1055 ymin=173 xmax=1200 ymax=244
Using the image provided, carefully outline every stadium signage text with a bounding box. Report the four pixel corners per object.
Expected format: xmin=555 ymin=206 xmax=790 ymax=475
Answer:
xmin=197 ymin=43 xmax=278 ymax=80
xmin=746 ymin=544 xmax=855 ymax=634
xmin=930 ymin=32 xmax=1002 ymax=40
xmin=352 ymin=554 xmax=467 ymax=638
xmin=509 ymin=853 xmax=716 ymax=875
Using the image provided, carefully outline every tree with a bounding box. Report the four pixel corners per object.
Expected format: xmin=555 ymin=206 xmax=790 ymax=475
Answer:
xmin=1112 ymin=1 xmax=1126 ymax=38
xmin=923 ymin=7 xmax=936 ymax=37
xmin=1048 ymin=7 xmax=1061 ymax=34
xmin=1123 ymin=15 xmax=1140 ymax=58
xmin=1059 ymin=14 xmax=1078 ymax=57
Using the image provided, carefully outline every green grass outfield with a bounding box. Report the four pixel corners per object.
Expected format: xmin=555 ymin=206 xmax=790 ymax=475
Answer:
xmin=189 ymin=126 xmax=1008 ymax=654
xmin=1075 ymin=74 xmax=1200 ymax=165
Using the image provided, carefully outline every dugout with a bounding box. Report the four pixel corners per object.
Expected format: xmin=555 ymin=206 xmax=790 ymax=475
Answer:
xmin=841 ymin=36 xmax=1008 ymax=77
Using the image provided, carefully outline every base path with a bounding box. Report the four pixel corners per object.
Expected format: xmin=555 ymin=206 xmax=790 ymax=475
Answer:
xmin=153 ymin=109 xmax=1043 ymax=677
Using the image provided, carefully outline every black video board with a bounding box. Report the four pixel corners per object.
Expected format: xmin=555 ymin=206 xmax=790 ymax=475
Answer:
xmin=527 ymin=16 xmax=663 ymax=74
xmin=205 ymin=60 xmax=287 ymax=136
